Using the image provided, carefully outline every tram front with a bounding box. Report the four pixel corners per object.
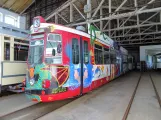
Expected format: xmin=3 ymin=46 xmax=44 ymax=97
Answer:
xmin=25 ymin=16 xmax=66 ymax=102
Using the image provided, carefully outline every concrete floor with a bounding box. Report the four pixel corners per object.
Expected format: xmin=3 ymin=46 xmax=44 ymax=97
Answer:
xmin=38 ymin=72 xmax=141 ymax=120
xmin=38 ymin=71 xmax=161 ymax=120
xmin=0 ymin=93 xmax=37 ymax=117
xmin=127 ymin=72 xmax=161 ymax=120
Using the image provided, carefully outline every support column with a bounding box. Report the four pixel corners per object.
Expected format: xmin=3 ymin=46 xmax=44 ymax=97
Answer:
xmin=1 ymin=35 xmax=4 ymax=61
xmin=160 ymin=12 xmax=161 ymax=23
xmin=10 ymin=36 xmax=14 ymax=61
xmin=70 ymin=3 xmax=73 ymax=22
xmin=109 ymin=0 xmax=111 ymax=37
xmin=100 ymin=7 xmax=103 ymax=31
xmin=55 ymin=14 xmax=58 ymax=24
xmin=87 ymin=0 xmax=91 ymax=34
xmin=117 ymin=18 xmax=119 ymax=28
xmin=134 ymin=0 xmax=141 ymax=40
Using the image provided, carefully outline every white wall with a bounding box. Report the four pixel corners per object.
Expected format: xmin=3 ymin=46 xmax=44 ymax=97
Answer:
xmin=0 ymin=8 xmax=26 ymax=29
xmin=140 ymin=45 xmax=161 ymax=61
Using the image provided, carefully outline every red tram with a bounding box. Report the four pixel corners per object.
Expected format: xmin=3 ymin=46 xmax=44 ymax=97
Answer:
xmin=24 ymin=16 xmax=129 ymax=102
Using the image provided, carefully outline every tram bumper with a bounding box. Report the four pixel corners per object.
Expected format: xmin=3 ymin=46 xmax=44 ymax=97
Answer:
xmin=25 ymin=89 xmax=52 ymax=95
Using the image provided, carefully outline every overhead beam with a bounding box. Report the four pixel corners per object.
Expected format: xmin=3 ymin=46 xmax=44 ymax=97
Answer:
xmin=45 ymin=0 xmax=77 ymax=21
xmin=73 ymin=3 xmax=85 ymax=19
xmin=68 ymin=7 xmax=161 ymax=26
xmin=103 ymin=22 xmax=161 ymax=32
xmin=15 ymin=0 xmax=30 ymax=12
xmin=140 ymin=12 xmax=159 ymax=25
xmin=20 ymin=0 xmax=35 ymax=15
xmin=117 ymin=36 xmax=161 ymax=42
xmin=112 ymin=0 xmax=127 ymax=14
xmin=111 ymin=30 xmax=161 ymax=38
xmin=119 ymin=41 xmax=161 ymax=45
xmin=102 ymin=6 xmax=135 ymax=11
xmin=92 ymin=0 xmax=105 ymax=18
xmin=58 ymin=13 xmax=69 ymax=23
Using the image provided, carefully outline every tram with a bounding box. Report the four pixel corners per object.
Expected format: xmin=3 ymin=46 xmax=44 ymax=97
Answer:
xmin=24 ymin=16 xmax=129 ymax=102
xmin=0 ymin=35 xmax=28 ymax=93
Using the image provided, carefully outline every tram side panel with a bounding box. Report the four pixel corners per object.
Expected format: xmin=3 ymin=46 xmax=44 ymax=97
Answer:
xmin=1 ymin=62 xmax=26 ymax=91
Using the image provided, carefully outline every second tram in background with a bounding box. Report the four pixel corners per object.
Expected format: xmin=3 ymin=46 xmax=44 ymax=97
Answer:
xmin=24 ymin=16 xmax=132 ymax=102
xmin=0 ymin=35 xmax=29 ymax=93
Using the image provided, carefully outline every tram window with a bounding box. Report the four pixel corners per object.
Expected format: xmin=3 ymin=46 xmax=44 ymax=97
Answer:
xmin=104 ymin=48 xmax=110 ymax=64
xmin=31 ymin=34 xmax=44 ymax=39
xmin=14 ymin=38 xmax=29 ymax=44
xmin=45 ymin=33 xmax=62 ymax=64
xmin=48 ymin=34 xmax=61 ymax=41
xmin=111 ymin=54 xmax=116 ymax=64
xmin=94 ymin=44 xmax=103 ymax=64
xmin=14 ymin=44 xmax=28 ymax=61
xmin=123 ymin=55 xmax=128 ymax=62
xmin=72 ymin=38 xmax=79 ymax=64
xmin=4 ymin=42 xmax=10 ymax=60
xmin=84 ymin=41 xmax=89 ymax=64
xmin=128 ymin=58 xmax=133 ymax=63
xmin=4 ymin=36 xmax=10 ymax=41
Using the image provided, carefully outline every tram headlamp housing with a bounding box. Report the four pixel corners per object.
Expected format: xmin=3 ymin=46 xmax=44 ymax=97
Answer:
xmin=29 ymin=78 xmax=35 ymax=85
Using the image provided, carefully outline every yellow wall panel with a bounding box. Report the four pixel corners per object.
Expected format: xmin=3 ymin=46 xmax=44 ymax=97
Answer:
xmin=3 ymin=62 xmax=27 ymax=76
xmin=2 ymin=76 xmax=24 ymax=85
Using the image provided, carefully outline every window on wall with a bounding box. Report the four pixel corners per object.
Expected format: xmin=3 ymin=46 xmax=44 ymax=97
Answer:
xmin=5 ymin=15 xmax=17 ymax=27
xmin=72 ymin=38 xmax=79 ymax=64
xmin=14 ymin=44 xmax=28 ymax=61
xmin=94 ymin=44 xmax=103 ymax=64
xmin=84 ymin=41 xmax=89 ymax=64
xmin=4 ymin=42 xmax=10 ymax=60
xmin=0 ymin=13 xmax=3 ymax=22
xmin=104 ymin=48 xmax=110 ymax=64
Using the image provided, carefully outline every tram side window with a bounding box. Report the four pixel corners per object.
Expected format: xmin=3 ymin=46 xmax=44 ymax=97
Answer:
xmin=123 ymin=55 xmax=128 ymax=63
xmin=95 ymin=44 xmax=103 ymax=64
xmin=4 ymin=42 xmax=10 ymax=60
xmin=111 ymin=54 xmax=116 ymax=64
xmin=72 ymin=38 xmax=79 ymax=64
xmin=84 ymin=41 xmax=89 ymax=64
xmin=128 ymin=57 xmax=133 ymax=63
xmin=14 ymin=44 xmax=28 ymax=61
xmin=104 ymin=48 xmax=110 ymax=64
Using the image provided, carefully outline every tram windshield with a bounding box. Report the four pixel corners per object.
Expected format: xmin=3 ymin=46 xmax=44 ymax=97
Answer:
xmin=28 ymin=40 xmax=44 ymax=65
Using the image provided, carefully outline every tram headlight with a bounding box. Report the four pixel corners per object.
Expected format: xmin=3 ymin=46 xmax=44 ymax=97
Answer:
xmin=30 ymin=79 xmax=35 ymax=85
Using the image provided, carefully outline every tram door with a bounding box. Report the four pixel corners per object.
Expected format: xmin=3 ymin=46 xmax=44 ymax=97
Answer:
xmin=79 ymin=36 xmax=91 ymax=95
xmin=71 ymin=34 xmax=91 ymax=96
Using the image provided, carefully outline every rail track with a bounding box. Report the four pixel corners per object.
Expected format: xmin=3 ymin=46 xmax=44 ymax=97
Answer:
xmin=1 ymin=72 xmax=160 ymax=120
xmin=0 ymin=91 xmax=16 ymax=97
xmin=0 ymin=98 xmax=75 ymax=120
xmin=122 ymin=72 xmax=161 ymax=120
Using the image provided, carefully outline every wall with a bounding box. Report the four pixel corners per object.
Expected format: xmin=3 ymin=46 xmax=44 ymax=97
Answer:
xmin=140 ymin=45 xmax=161 ymax=61
xmin=0 ymin=8 xmax=26 ymax=29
